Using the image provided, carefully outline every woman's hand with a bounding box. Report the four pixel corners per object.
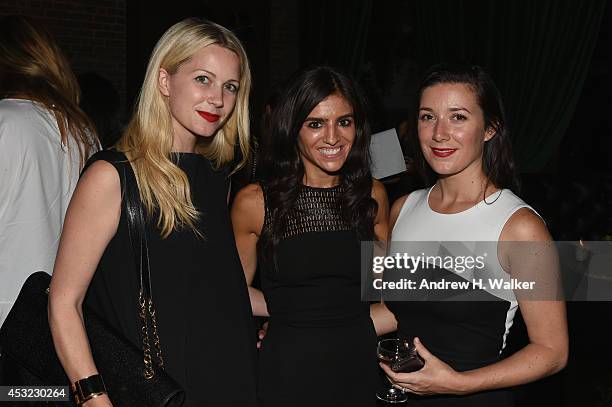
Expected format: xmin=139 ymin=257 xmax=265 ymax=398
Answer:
xmin=380 ymin=337 xmax=468 ymax=396
xmin=257 ymin=321 xmax=268 ymax=349
xmin=370 ymin=302 xmax=397 ymax=336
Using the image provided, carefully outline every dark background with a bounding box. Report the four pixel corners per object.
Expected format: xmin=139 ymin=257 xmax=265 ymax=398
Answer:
xmin=1 ymin=1 xmax=611 ymax=405
xmin=2 ymin=0 xmax=610 ymax=176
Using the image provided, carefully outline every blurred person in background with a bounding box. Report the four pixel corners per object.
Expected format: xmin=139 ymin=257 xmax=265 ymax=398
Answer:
xmin=0 ymin=15 xmax=98 ymax=327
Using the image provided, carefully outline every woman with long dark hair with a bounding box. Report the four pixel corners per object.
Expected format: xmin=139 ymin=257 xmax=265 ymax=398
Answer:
xmin=372 ymin=64 xmax=568 ymax=406
xmin=232 ymin=66 xmax=388 ymax=406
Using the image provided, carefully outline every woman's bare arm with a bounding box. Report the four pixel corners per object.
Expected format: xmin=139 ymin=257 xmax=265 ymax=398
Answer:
xmin=382 ymin=207 xmax=568 ymax=395
xmin=48 ymin=160 xmax=121 ymax=406
xmin=231 ymin=183 xmax=268 ymax=317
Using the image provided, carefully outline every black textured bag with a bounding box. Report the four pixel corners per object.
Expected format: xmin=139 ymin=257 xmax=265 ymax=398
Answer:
xmin=0 ymin=150 xmax=184 ymax=406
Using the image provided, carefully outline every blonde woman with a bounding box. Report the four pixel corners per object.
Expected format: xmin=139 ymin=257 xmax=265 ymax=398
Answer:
xmin=0 ymin=15 xmax=98 ymax=327
xmin=48 ymin=19 xmax=257 ymax=406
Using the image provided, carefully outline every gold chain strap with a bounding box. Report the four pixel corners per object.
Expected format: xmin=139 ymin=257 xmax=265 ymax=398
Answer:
xmin=148 ymin=298 xmax=164 ymax=370
xmin=124 ymin=156 xmax=165 ymax=381
xmin=139 ymin=289 xmax=155 ymax=380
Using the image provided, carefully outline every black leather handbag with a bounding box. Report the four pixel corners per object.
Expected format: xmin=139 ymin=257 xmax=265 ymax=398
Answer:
xmin=0 ymin=150 xmax=185 ymax=406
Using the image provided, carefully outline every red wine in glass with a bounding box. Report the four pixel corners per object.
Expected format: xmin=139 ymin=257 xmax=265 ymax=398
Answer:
xmin=376 ymin=338 xmax=424 ymax=403
xmin=391 ymin=352 xmax=424 ymax=373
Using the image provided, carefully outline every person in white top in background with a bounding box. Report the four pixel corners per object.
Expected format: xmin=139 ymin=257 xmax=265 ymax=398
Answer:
xmin=0 ymin=15 xmax=98 ymax=327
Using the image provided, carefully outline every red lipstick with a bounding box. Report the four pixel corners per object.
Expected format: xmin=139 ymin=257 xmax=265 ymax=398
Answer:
xmin=198 ymin=111 xmax=220 ymax=122
xmin=431 ymin=148 xmax=457 ymax=158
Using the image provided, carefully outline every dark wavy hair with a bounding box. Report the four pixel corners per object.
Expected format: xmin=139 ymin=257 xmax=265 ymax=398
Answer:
xmin=258 ymin=66 xmax=377 ymax=262
xmin=411 ymin=64 xmax=519 ymax=191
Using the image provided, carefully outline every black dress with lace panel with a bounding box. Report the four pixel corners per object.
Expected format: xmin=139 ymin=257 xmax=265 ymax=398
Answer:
xmin=257 ymin=184 xmax=380 ymax=407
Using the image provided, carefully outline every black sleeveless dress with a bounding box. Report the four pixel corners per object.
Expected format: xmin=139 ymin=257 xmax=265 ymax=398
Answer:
xmin=83 ymin=151 xmax=258 ymax=407
xmin=257 ymin=184 xmax=380 ymax=407
xmin=386 ymin=301 xmax=515 ymax=406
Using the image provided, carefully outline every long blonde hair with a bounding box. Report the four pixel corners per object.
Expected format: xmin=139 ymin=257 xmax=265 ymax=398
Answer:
xmin=0 ymin=15 xmax=98 ymax=168
xmin=116 ymin=18 xmax=252 ymax=237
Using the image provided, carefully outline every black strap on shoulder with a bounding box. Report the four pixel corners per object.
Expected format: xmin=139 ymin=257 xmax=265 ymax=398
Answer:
xmin=82 ymin=150 xmax=153 ymax=301
xmin=83 ymin=150 xmax=164 ymax=375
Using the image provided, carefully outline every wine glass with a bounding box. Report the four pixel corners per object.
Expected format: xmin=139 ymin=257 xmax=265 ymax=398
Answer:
xmin=376 ymin=337 xmax=424 ymax=403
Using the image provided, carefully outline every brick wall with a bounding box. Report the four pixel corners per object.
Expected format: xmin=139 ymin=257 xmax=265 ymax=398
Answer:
xmin=1 ymin=1 xmax=302 ymax=116
xmin=0 ymin=0 xmax=126 ymax=112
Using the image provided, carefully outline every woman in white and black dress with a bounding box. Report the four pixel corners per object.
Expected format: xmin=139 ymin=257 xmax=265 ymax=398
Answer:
xmin=371 ymin=64 xmax=568 ymax=406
